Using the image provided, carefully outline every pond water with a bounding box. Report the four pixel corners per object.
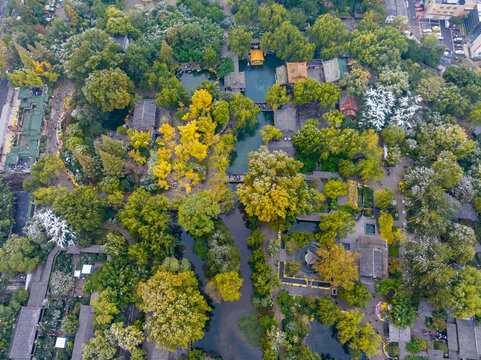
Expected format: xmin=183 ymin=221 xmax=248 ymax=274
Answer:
xmin=239 ymin=55 xmax=284 ymax=103
xmin=228 ymin=112 xmax=273 ymax=174
xmin=179 ymin=71 xmax=217 ymax=95
xmin=305 ymin=320 xmax=351 ymax=360
xmin=180 ymin=207 xmax=262 ymax=360
xmin=288 ymin=221 xmax=319 ymax=234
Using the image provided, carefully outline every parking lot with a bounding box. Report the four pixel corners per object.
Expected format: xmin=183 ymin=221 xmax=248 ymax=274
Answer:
xmin=417 ymin=18 xmax=465 ymax=57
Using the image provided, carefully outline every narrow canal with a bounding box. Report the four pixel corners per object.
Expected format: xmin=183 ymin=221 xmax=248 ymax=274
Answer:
xmin=181 ymin=207 xmax=262 ymax=360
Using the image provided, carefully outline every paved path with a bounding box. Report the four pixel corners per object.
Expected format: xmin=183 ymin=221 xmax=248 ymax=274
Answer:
xmin=260 ymin=223 xmax=284 ymax=327
xmin=27 ymin=247 xmax=61 ymax=307
xmin=46 ymin=78 xmax=74 ymax=156
xmin=102 ymin=223 xmax=135 ymax=245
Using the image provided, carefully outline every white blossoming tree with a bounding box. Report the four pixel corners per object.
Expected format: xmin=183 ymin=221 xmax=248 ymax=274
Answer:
xmin=25 ymin=209 xmax=76 ymax=248
xmin=49 ymin=271 xmax=74 ymax=296
xmin=361 ymin=87 xmax=421 ymax=132
xmin=390 ymin=94 xmax=422 ymax=130
xmin=360 ymin=87 xmax=395 ymax=131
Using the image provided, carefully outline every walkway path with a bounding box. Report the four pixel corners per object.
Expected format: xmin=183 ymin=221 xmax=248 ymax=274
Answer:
xmin=27 ymin=247 xmax=61 ymax=307
xmin=260 ymin=223 xmax=284 ymax=326
xmin=221 ymin=43 xmax=239 ymax=73
xmin=102 ymin=223 xmax=135 ymax=245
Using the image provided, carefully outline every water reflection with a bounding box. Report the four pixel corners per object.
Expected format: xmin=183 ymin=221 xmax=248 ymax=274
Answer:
xmin=179 ymin=71 xmax=216 ymax=95
xmin=305 ymin=320 xmax=351 ymax=360
xmin=228 ymin=112 xmax=273 ymax=174
xmin=180 ymin=207 xmax=262 ymax=360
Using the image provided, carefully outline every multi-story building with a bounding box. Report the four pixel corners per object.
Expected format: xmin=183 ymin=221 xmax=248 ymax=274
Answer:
xmin=424 ymin=0 xmax=475 ymax=20
xmin=465 ymin=4 xmax=481 ymax=57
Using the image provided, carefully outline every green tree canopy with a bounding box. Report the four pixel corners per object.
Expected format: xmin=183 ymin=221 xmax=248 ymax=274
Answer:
xmin=228 ymin=27 xmax=253 ymax=60
xmin=374 ymin=188 xmax=394 ymax=209
xmin=318 ymin=211 xmax=355 ymax=243
xmin=64 ymin=28 xmax=124 ymax=82
xmin=260 ymin=21 xmax=315 ymax=62
xmin=23 ymin=155 xmax=63 ymax=191
xmin=83 ymin=68 xmax=134 ymax=112
xmin=265 ymin=84 xmax=291 ymax=111
xmin=323 ymin=179 xmax=347 ymax=200
xmin=229 ymin=93 xmax=260 ymax=130
xmin=0 ymin=235 xmax=40 ymax=276
xmin=137 ymin=269 xmax=211 ymax=351
xmin=178 ymin=190 xmax=221 ymax=238
xmin=237 ymin=146 xmax=323 ymax=230
xmin=308 ymin=14 xmax=348 ymax=59
xmin=119 ymin=188 xmax=177 ymax=265
xmin=450 ymin=266 xmax=481 ymax=318
xmin=52 ymin=186 xmax=106 ymax=246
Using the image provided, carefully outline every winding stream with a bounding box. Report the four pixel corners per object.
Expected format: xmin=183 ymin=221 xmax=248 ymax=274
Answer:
xmin=180 ymin=207 xmax=262 ymax=360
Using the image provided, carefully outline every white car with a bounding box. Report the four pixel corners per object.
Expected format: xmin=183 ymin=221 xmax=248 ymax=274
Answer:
xmin=422 ymin=28 xmax=433 ymax=34
xmin=445 ymin=20 xmax=450 ymax=28
xmin=444 ymin=49 xmax=452 ymax=56
xmin=455 ymin=48 xmax=465 ymax=55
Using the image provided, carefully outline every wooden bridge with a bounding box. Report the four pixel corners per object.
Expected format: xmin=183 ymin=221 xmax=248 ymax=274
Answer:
xmin=228 ymin=171 xmax=340 ymax=184
xmin=228 ymin=174 xmax=245 ymax=183
xmin=254 ymin=102 xmax=273 ymax=111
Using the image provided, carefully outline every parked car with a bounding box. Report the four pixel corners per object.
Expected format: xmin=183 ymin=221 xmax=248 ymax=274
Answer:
xmin=422 ymin=28 xmax=432 ymax=33
xmin=416 ymin=6 xmax=424 ymax=11
xmin=436 ymin=33 xmax=443 ymax=40
xmin=453 ymin=37 xmax=463 ymax=43
xmin=432 ymin=26 xmax=441 ymax=31
xmin=445 ymin=20 xmax=450 ymax=28
xmin=455 ymin=48 xmax=464 ymax=55
xmin=444 ymin=49 xmax=452 ymax=56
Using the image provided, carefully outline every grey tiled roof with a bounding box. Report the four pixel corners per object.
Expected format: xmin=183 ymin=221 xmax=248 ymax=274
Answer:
xmin=388 ymin=323 xmax=411 ymax=342
xmin=132 ymin=100 xmax=156 ymax=132
xmin=455 ymin=203 xmax=478 ymax=221
xmin=8 ymin=306 xmax=42 ymax=359
xmin=457 ymin=319 xmax=481 ymax=359
xmin=71 ymin=305 xmax=94 ymax=360
xmin=224 ymin=72 xmax=245 ymax=91
xmin=359 ymin=248 xmax=383 ymax=278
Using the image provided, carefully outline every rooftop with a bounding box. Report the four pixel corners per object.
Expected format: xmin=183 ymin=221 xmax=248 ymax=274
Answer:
xmin=322 ymin=58 xmax=347 ymax=83
xmin=339 ymin=94 xmax=359 ymax=118
xmin=359 ymin=248 xmax=383 ymax=279
xmin=4 ymin=86 xmax=49 ymax=172
xmin=71 ymin=305 xmax=94 ymax=360
xmin=224 ymin=71 xmax=246 ymax=91
xmin=8 ymin=306 xmax=42 ymax=359
xmin=457 ymin=318 xmax=481 ymax=359
xmin=132 ymin=100 xmax=156 ymax=132
xmin=275 ymin=65 xmax=288 ymax=85
xmin=273 ymin=102 xmax=298 ymax=137
xmin=455 ymin=203 xmax=478 ymax=221
xmin=250 ymin=49 xmax=264 ymax=62
xmin=286 ymin=62 xmax=308 ymax=84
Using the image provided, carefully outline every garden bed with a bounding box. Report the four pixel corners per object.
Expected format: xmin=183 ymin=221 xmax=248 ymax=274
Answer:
xmin=361 ymin=186 xmax=373 ymax=208
xmin=41 ymin=299 xmax=65 ymax=331
xmin=75 ymin=253 xmax=107 ymax=270
xmin=347 ymin=180 xmax=359 ymax=208
xmin=53 ymin=252 xmax=73 ymax=274
xmin=34 ymin=335 xmax=55 ymax=360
